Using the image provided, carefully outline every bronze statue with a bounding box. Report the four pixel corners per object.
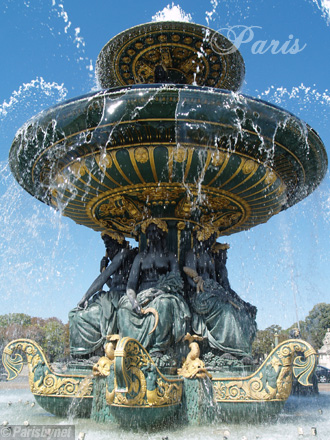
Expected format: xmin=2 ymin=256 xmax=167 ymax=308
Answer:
xmin=212 ymin=242 xmax=257 ymax=321
xmin=184 ymin=229 xmax=257 ymax=359
xmin=117 ymin=219 xmax=191 ymax=357
xmin=69 ymin=232 xmax=136 ymax=357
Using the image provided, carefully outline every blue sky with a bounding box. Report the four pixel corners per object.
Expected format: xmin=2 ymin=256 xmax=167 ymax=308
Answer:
xmin=0 ymin=0 xmax=330 ymax=330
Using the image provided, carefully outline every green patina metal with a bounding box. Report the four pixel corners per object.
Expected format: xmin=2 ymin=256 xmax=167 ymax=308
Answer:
xmin=34 ymin=395 xmax=92 ymax=418
xmin=9 ymin=85 xmax=327 ymax=245
xmin=182 ymin=377 xmax=216 ymax=424
xmin=91 ymin=376 xmax=116 ymax=423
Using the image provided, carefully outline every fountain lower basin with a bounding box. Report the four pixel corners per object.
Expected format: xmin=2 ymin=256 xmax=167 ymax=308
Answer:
xmin=2 ymin=337 xmax=317 ymax=427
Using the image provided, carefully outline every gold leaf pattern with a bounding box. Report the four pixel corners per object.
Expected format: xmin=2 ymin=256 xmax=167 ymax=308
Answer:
xmin=2 ymin=339 xmax=93 ymax=398
xmin=212 ymin=339 xmax=317 ymax=402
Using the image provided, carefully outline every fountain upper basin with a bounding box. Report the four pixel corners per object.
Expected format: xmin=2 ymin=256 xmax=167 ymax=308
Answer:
xmin=9 ymin=84 xmax=327 ymax=237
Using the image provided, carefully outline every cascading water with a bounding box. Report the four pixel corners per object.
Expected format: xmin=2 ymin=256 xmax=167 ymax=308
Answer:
xmin=1 ymin=0 xmax=330 ymax=438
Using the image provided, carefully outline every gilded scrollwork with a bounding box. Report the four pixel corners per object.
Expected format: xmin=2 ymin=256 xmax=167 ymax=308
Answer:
xmin=98 ymin=196 xmax=145 ymax=221
xmin=200 ymin=212 xmax=242 ymax=229
xmin=140 ymin=218 xmax=168 ymax=234
xmin=2 ymin=339 xmax=93 ymax=398
xmin=213 ymin=339 xmax=317 ymax=402
xmin=109 ymin=337 xmax=183 ymax=408
xmin=95 ymin=193 xmax=150 ymax=236
xmin=98 ymin=218 xmax=140 ymax=237
xmin=146 ymin=378 xmax=182 ymax=406
xmin=141 ymin=186 xmax=184 ymax=203
xmin=195 ymin=225 xmax=219 ymax=241
xmin=83 ymin=165 xmax=280 ymax=236
xmin=175 ymin=191 xmax=244 ymax=232
xmin=175 ymin=195 xmax=195 ymax=219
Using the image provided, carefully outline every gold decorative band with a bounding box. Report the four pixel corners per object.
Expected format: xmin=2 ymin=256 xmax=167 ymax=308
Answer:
xmin=3 ymin=347 xmax=13 ymax=355
xmin=304 ymin=348 xmax=317 ymax=357
xmin=114 ymin=350 xmax=126 ymax=357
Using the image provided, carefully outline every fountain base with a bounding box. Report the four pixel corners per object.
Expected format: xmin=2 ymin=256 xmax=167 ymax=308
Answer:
xmin=2 ymin=337 xmax=317 ymax=427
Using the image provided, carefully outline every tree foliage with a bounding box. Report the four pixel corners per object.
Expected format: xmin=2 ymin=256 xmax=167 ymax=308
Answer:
xmin=252 ymin=303 xmax=330 ymax=360
xmin=304 ymin=303 xmax=330 ymax=350
xmin=252 ymin=325 xmax=288 ymax=360
xmin=0 ymin=313 xmax=32 ymax=328
xmin=0 ymin=313 xmax=69 ymax=362
xmin=43 ymin=318 xmax=67 ymax=362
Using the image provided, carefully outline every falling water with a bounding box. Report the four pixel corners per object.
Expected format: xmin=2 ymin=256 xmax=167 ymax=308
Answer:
xmin=311 ymin=0 xmax=330 ymax=23
xmin=0 ymin=0 xmax=103 ymax=319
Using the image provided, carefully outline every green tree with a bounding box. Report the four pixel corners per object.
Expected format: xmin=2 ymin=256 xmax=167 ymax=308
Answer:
xmin=303 ymin=303 xmax=330 ymax=350
xmin=63 ymin=322 xmax=70 ymax=359
xmin=0 ymin=314 xmax=32 ymax=356
xmin=0 ymin=314 xmax=69 ymax=363
xmin=252 ymin=325 xmax=287 ymax=361
xmin=0 ymin=313 xmax=31 ymax=328
xmin=43 ymin=318 xmax=67 ymax=362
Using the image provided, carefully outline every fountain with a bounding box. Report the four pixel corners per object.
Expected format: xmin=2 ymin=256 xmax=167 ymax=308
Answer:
xmin=1 ymin=18 xmax=327 ymax=429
